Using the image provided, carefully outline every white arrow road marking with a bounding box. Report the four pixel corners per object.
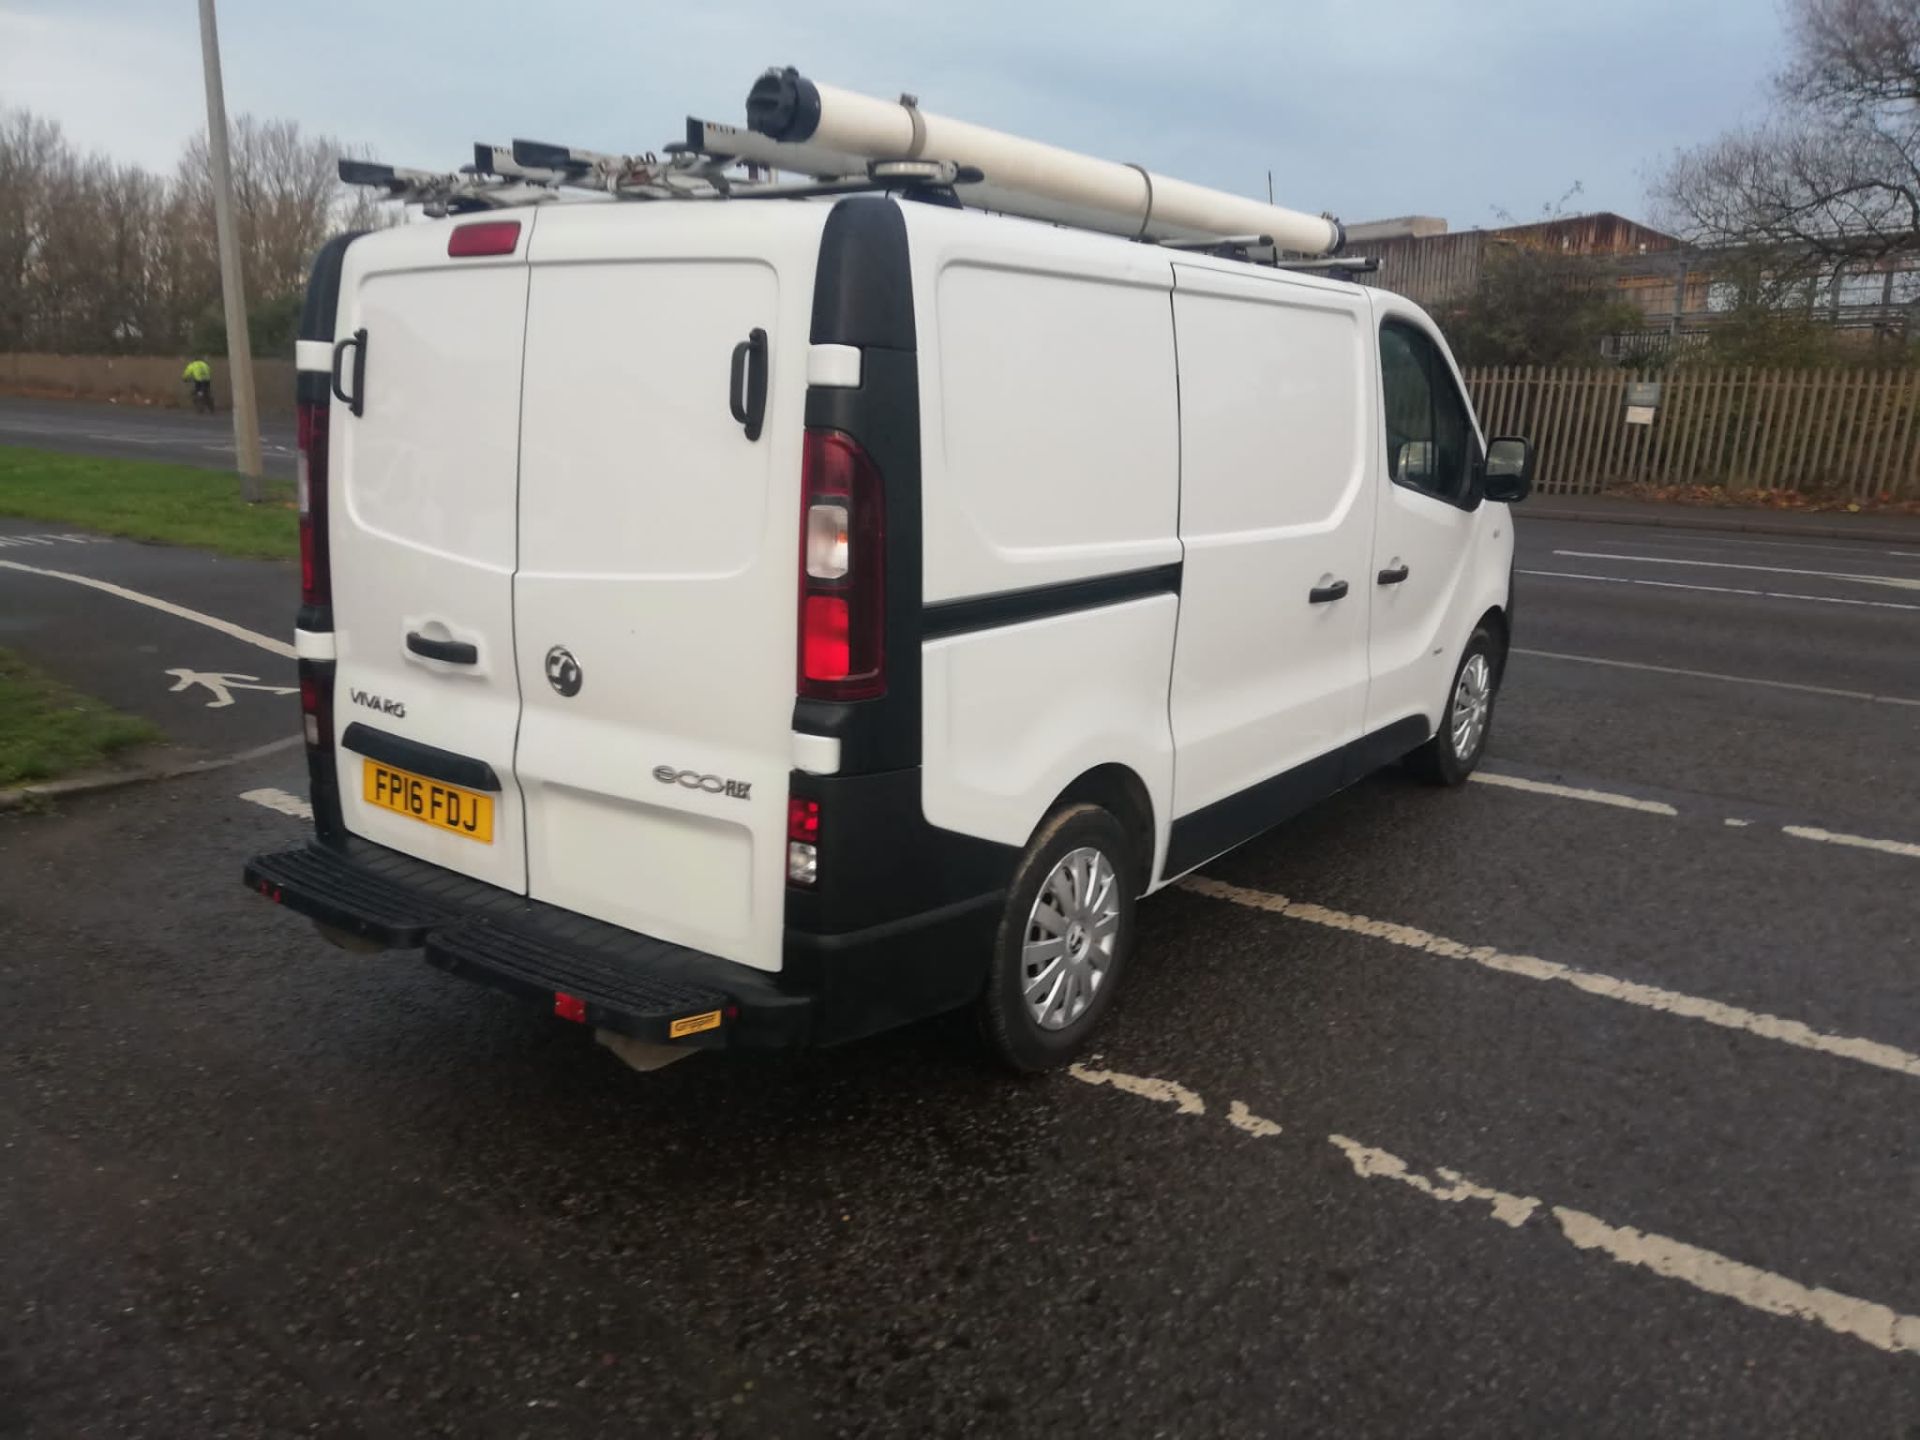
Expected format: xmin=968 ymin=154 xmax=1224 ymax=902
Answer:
xmin=166 ymin=668 xmax=299 ymax=709
xmin=1553 ymin=549 xmax=1920 ymax=592
xmin=240 ymin=787 xmax=313 ymax=820
xmin=0 ymin=559 xmax=295 ymax=657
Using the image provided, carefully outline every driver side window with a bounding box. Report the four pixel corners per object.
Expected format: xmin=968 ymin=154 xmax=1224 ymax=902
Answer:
xmin=1380 ymin=321 xmax=1476 ymax=504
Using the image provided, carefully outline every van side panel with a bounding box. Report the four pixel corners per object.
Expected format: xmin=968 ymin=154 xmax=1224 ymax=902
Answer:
xmin=1164 ymin=265 xmax=1376 ymax=873
xmin=907 ymin=208 xmax=1180 ymax=866
xmin=915 ymin=217 xmax=1184 ymax=603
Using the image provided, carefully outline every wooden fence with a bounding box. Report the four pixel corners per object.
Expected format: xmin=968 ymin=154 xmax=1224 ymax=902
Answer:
xmin=1463 ymin=366 xmax=1920 ymax=498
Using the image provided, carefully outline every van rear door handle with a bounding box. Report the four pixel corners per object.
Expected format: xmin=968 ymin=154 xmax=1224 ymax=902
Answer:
xmin=728 ymin=327 xmax=768 ymax=442
xmin=1377 ymin=564 xmax=1411 ymax=585
xmin=1308 ymin=580 xmax=1350 ymax=604
xmin=406 ymin=632 xmax=477 ymax=665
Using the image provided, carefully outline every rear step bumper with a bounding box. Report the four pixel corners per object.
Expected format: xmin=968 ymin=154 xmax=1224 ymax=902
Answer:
xmin=244 ymin=843 xmax=811 ymax=1048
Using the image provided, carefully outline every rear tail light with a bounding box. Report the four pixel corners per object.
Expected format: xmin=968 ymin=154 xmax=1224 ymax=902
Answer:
xmin=787 ymin=795 xmax=820 ymax=887
xmin=297 ymin=401 xmax=331 ymax=609
xmin=298 ymin=663 xmax=333 ymax=750
xmin=797 ymin=430 xmax=884 ymax=700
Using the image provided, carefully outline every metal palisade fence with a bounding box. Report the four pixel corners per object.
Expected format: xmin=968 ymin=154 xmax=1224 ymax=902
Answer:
xmin=1464 ymin=366 xmax=1920 ymax=498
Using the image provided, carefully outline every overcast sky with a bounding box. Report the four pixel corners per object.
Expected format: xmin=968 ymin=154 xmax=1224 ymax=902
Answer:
xmin=2 ymin=0 xmax=1783 ymax=229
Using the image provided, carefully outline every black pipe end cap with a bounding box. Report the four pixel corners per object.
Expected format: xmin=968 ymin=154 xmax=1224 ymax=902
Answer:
xmin=747 ymin=66 xmax=822 ymax=143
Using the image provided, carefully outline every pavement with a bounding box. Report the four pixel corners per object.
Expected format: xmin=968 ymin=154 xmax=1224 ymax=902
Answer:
xmin=0 ymin=394 xmax=297 ymax=480
xmin=3 ymin=501 xmax=1920 ymax=1434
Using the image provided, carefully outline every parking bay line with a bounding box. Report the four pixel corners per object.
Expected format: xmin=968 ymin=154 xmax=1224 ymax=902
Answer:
xmin=1066 ymin=1064 xmax=1920 ymax=1359
xmin=1179 ymin=876 xmax=1920 ymax=1081
xmin=1552 ymin=549 xmax=1920 ymax=593
xmin=1519 ymin=568 xmax=1920 ymax=613
xmin=0 ymin=559 xmax=295 ymax=659
xmin=1469 ymin=770 xmax=1677 ymax=815
xmin=1510 ymin=646 xmax=1920 ymax=708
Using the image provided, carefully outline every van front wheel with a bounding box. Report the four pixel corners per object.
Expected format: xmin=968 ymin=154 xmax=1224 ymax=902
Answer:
xmin=1405 ymin=625 xmax=1501 ymax=786
xmin=978 ymin=804 xmax=1138 ymax=1072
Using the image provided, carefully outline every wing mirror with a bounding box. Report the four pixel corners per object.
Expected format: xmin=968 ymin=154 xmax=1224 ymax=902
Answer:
xmin=1483 ymin=436 xmax=1533 ymax=503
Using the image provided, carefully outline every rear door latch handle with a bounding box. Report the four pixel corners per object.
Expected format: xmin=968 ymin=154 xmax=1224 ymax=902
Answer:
xmin=331 ymin=327 xmax=368 ymax=418
xmin=1308 ymin=579 xmax=1350 ymax=604
xmin=406 ymin=632 xmax=477 ymax=665
xmin=728 ymin=327 xmax=768 ymax=442
xmin=1377 ymin=564 xmax=1411 ymax=585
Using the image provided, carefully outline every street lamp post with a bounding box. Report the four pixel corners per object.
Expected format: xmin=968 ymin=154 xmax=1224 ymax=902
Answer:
xmin=196 ymin=0 xmax=264 ymax=501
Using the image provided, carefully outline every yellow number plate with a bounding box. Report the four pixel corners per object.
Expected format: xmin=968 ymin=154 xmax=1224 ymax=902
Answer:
xmin=363 ymin=760 xmax=494 ymax=843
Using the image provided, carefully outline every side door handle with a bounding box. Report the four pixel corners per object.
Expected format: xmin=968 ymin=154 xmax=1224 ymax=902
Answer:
xmin=1377 ymin=564 xmax=1411 ymax=585
xmin=728 ymin=327 xmax=768 ymax=442
xmin=1308 ymin=579 xmax=1350 ymax=604
xmin=406 ymin=632 xmax=477 ymax=665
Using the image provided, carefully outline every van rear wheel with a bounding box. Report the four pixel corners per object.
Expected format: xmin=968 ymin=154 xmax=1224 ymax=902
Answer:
xmin=1405 ymin=624 xmax=1501 ymax=786
xmin=978 ymin=804 xmax=1138 ymax=1072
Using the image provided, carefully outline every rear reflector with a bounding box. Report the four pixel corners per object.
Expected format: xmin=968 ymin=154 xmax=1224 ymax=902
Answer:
xmin=554 ymin=992 xmax=588 ymax=1023
xmin=447 ymin=220 xmax=522 ymax=257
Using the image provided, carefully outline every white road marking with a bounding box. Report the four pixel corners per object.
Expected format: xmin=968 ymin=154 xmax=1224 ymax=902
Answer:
xmin=1725 ymin=818 xmax=1752 ymax=828
xmin=1553 ymin=1206 xmax=1920 ymax=1358
xmin=1329 ymin=1135 xmax=1541 ymax=1227
xmin=1520 ymin=568 xmax=1920 ymax=613
xmin=1180 ymin=876 xmax=1920 ymax=1081
xmin=1227 ymin=1100 xmax=1282 ymax=1137
xmin=240 ymin=787 xmax=312 ymax=821
xmin=1782 ymin=825 xmax=1920 ymax=861
xmin=1511 ymin=646 xmax=1920 ymax=708
xmin=1470 ymin=770 xmax=1678 ymax=815
xmin=0 ymin=533 xmax=105 ymax=548
xmin=1330 ymin=1135 xmax=1920 ymax=1360
xmin=1067 ymin=1062 xmax=1205 ymax=1115
xmin=0 ymin=560 xmax=295 ymax=658
xmin=1069 ymin=1070 xmax=1920 ymax=1360
xmin=166 ymin=668 xmax=299 ymax=709
xmin=1553 ymin=549 xmax=1920 ymax=592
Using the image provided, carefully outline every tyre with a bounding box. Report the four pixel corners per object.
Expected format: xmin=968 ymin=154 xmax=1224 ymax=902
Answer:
xmin=1405 ymin=624 xmax=1502 ymax=786
xmin=977 ymin=803 xmax=1139 ymax=1072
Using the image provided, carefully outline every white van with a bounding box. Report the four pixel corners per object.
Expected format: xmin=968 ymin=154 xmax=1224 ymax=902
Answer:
xmin=246 ymin=188 xmax=1532 ymax=1070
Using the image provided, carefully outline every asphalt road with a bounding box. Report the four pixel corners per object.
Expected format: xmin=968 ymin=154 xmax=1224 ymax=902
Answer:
xmin=3 ymin=512 xmax=1918 ymax=1437
xmin=0 ymin=394 xmax=297 ymax=480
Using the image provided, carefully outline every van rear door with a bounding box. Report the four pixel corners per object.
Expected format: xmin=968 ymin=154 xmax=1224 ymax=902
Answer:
xmin=328 ymin=215 xmax=535 ymax=893
xmin=512 ymin=203 xmax=826 ymax=972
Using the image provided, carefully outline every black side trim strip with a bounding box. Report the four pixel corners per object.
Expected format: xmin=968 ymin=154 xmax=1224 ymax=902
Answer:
xmin=923 ymin=563 xmax=1182 ymax=642
xmin=1161 ymin=715 xmax=1432 ymax=878
xmin=340 ymin=723 xmax=501 ymax=793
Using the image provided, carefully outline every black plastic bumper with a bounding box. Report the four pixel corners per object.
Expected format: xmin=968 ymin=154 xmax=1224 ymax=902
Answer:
xmin=244 ymin=842 xmax=811 ymax=1047
xmin=243 ymin=837 xmax=1003 ymax=1049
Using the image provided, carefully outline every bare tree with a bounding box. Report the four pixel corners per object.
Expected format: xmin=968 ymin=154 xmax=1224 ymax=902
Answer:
xmin=0 ymin=104 xmax=382 ymax=356
xmin=1655 ymin=0 xmax=1920 ymax=270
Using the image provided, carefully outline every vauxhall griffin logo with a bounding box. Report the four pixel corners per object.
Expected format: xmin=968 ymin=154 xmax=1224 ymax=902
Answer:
xmin=545 ymin=645 xmax=582 ymax=698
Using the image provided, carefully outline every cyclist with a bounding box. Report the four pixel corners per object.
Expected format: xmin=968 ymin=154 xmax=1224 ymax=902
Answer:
xmin=182 ymin=358 xmax=214 ymax=413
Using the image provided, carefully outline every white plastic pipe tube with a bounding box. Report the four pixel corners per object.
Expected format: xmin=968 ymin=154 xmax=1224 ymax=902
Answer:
xmin=745 ymin=69 xmax=1343 ymax=256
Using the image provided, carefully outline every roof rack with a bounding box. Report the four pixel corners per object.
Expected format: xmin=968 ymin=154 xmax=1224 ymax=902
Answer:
xmin=339 ymin=68 xmax=1373 ymax=268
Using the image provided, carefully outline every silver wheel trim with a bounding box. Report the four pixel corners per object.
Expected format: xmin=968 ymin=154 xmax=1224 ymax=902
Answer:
xmin=1450 ymin=652 xmax=1493 ymax=758
xmin=1021 ymin=846 xmax=1121 ymax=1032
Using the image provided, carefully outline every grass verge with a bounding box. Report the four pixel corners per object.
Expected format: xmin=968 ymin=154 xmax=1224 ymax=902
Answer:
xmin=0 ymin=446 xmax=296 ymax=560
xmin=0 ymin=647 xmax=162 ymax=787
